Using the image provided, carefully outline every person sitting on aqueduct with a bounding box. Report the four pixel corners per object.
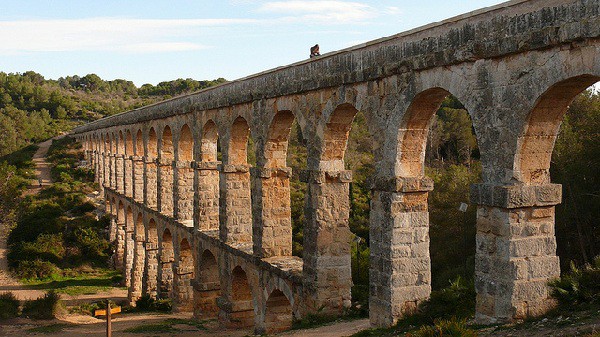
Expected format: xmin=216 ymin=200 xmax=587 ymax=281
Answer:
xmin=310 ymin=44 xmax=320 ymax=58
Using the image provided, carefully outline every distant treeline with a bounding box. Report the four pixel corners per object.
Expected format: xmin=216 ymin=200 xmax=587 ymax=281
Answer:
xmin=0 ymin=71 xmax=226 ymax=156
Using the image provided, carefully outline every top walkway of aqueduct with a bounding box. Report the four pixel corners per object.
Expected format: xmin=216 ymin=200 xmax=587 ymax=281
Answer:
xmin=73 ymin=0 xmax=598 ymax=134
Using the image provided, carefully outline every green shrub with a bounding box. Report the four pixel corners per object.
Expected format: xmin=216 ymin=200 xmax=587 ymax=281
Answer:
xmin=419 ymin=277 xmax=476 ymax=322
xmin=71 ymin=201 xmax=96 ymax=215
xmin=292 ymin=313 xmax=339 ymax=330
xmin=71 ymin=301 xmax=102 ymax=316
xmin=135 ymin=294 xmax=154 ymax=311
xmin=372 ymin=277 xmax=476 ymax=334
xmin=550 ymin=256 xmax=600 ymax=305
xmin=407 ymin=318 xmax=477 ymax=337
xmin=22 ymin=291 xmax=62 ymax=319
xmin=351 ymin=284 xmax=369 ymax=316
xmin=124 ymin=323 xmax=177 ymax=333
xmin=154 ymin=298 xmax=172 ymax=312
xmin=8 ymin=202 xmax=63 ymax=245
xmin=14 ymin=259 xmax=60 ymax=280
xmin=0 ymin=144 xmax=38 ymax=171
xmin=134 ymin=294 xmax=172 ymax=312
xmin=20 ymin=233 xmax=65 ymax=263
xmin=0 ymin=292 xmax=20 ymax=319
xmin=72 ymin=227 xmax=109 ymax=261
xmin=58 ymin=171 xmax=74 ymax=183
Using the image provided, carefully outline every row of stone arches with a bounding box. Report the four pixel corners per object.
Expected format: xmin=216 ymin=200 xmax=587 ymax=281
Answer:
xmin=80 ymin=63 xmax=600 ymax=326
xmin=106 ymin=195 xmax=295 ymax=333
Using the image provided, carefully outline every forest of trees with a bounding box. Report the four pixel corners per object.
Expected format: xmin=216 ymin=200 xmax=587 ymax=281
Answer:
xmin=0 ymin=71 xmax=226 ymax=156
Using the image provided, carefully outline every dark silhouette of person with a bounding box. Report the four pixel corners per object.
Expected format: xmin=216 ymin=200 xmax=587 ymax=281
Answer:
xmin=310 ymin=44 xmax=320 ymax=58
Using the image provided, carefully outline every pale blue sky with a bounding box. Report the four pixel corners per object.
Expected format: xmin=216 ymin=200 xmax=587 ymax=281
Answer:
xmin=0 ymin=0 xmax=506 ymax=85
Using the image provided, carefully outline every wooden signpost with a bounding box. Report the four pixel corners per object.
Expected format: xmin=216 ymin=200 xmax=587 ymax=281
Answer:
xmin=94 ymin=300 xmax=121 ymax=337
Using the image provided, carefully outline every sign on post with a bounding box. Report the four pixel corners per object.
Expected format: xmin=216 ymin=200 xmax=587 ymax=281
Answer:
xmin=94 ymin=300 xmax=121 ymax=337
xmin=94 ymin=306 xmax=121 ymax=317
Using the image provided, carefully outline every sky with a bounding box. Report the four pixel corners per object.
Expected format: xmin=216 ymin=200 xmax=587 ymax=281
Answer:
xmin=0 ymin=0 xmax=508 ymax=86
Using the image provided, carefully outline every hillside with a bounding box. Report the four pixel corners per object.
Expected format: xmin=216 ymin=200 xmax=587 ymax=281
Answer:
xmin=0 ymin=71 xmax=226 ymax=156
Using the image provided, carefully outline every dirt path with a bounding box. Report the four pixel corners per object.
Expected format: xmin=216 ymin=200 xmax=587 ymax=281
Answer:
xmin=23 ymin=137 xmax=56 ymax=196
xmin=0 ymin=314 xmax=370 ymax=337
xmin=281 ymin=319 xmax=371 ymax=337
xmin=0 ymin=313 xmax=251 ymax=337
xmin=0 ymin=137 xmax=61 ymax=299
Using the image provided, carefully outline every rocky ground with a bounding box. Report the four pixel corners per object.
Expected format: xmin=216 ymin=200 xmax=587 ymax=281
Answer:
xmin=479 ymin=307 xmax=600 ymax=337
xmin=2 ymin=311 xmax=599 ymax=337
xmin=0 ymin=314 xmax=370 ymax=337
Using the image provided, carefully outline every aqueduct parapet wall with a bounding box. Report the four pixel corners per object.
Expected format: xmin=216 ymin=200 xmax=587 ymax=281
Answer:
xmin=73 ymin=0 xmax=600 ymax=331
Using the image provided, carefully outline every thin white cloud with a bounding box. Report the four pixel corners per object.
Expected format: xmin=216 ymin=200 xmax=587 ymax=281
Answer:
xmin=0 ymin=2 xmax=402 ymax=56
xmin=258 ymin=1 xmax=377 ymax=23
xmin=121 ymin=42 xmax=208 ymax=53
xmin=385 ymin=6 xmax=402 ymax=15
xmin=0 ymin=18 xmax=257 ymax=54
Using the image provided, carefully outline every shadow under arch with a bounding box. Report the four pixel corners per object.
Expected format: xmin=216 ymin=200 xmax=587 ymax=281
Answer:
xmin=148 ymin=127 xmax=158 ymax=157
xmin=219 ymin=116 xmax=253 ymax=244
xmin=178 ymin=124 xmax=194 ymax=162
xmin=159 ymin=125 xmax=174 ymax=216
xmin=135 ymin=129 xmax=143 ymax=156
xmin=144 ymin=218 xmax=159 ymax=298
xmin=161 ymin=125 xmax=174 ymax=160
xmin=515 ymin=74 xmax=600 ymax=185
xmin=395 ymin=87 xmax=451 ymax=177
xmin=196 ymin=120 xmax=221 ymax=231
xmin=201 ymin=120 xmax=219 ymax=162
xmin=229 ymin=116 xmax=251 ymax=165
xmin=194 ymin=249 xmax=221 ymax=318
xmin=264 ymin=289 xmax=293 ymax=334
xmin=159 ymin=228 xmax=174 ymax=299
xmin=118 ymin=130 xmax=125 ymax=155
xmin=124 ymin=205 xmax=135 ymax=289
xmin=227 ymin=265 xmax=255 ymax=328
xmin=146 ymin=127 xmax=159 ymax=208
xmin=129 ymin=212 xmax=146 ymax=302
xmin=253 ymin=109 xmax=296 ymax=258
xmin=123 ymin=130 xmax=134 ymax=196
xmin=320 ymin=103 xmax=359 ymax=171
xmin=125 ymin=130 xmax=133 ymax=156
xmin=173 ymin=238 xmax=194 ymax=312
xmin=176 ymin=123 xmax=195 ymax=222
xmin=264 ymin=110 xmax=295 ymax=168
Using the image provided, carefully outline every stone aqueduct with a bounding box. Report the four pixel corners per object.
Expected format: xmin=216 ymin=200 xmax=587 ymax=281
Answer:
xmin=71 ymin=0 xmax=599 ymax=333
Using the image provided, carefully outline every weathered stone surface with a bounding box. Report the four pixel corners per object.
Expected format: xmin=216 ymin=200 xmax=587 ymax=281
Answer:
xmin=74 ymin=0 xmax=599 ymax=331
xmin=471 ymin=183 xmax=562 ymax=208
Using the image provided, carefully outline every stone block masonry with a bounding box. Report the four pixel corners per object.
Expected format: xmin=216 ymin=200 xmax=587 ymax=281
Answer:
xmin=73 ymin=0 xmax=600 ymax=332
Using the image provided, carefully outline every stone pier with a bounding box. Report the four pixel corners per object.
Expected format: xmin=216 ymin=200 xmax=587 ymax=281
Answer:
xmin=73 ymin=0 xmax=600 ymax=332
